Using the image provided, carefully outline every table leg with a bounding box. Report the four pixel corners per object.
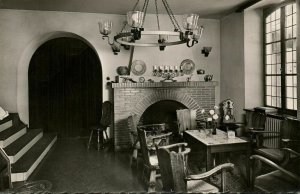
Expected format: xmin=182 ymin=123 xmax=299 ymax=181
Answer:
xmin=206 ymin=147 xmax=212 ymax=171
xmin=246 ymin=145 xmax=251 ymax=186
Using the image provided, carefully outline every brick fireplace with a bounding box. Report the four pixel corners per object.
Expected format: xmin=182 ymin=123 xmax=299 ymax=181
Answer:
xmin=112 ymin=81 xmax=218 ymax=150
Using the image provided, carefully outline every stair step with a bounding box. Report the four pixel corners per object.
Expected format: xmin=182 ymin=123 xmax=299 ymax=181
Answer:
xmin=0 ymin=114 xmax=13 ymax=133
xmin=0 ymin=124 xmax=27 ymax=148
xmin=11 ymin=133 xmax=57 ymax=182
xmin=4 ymin=128 xmax=43 ymax=163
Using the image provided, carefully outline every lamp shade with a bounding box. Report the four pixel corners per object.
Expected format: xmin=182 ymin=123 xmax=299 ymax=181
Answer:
xmin=127 ymin=11 xmax=144 ymax=28
xmin=182 ymin=14 xmax=199 ymax=30
xmin=193 ymin=26 xmax=204 ymax=40
xmin=99 ymin=20 xmax=113 ymax=35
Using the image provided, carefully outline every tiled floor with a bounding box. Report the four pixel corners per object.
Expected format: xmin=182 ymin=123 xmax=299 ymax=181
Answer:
xmin=13 ymin=138 xmax=251 ymax=193
xmin=26 ymin=138 xmax=145 ymax=193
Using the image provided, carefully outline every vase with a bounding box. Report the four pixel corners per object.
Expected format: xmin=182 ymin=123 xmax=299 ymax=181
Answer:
xmin=212 ymin=122 xmax=217 ymax=135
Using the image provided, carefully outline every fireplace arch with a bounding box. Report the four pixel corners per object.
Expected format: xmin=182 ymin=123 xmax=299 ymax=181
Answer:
xmin=112 ymin=81 xmax=217 ymax=150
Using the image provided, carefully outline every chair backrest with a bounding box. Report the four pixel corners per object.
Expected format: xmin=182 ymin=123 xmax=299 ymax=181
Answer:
xmin=157 ymin=146 xmax=190 ymax=192
xmin=176 ymin=109 xmax=196 ymax=135
xmin=245 ymin=110 xmax=266 ymax=133
xmin=281 ymin=118 xmax=300 ymax=152
xmin=128 ymin=114 xmax=138 ymax=146
xmin=100 ymin=101 xmax=113 ymax=127
xmin=137 ymin=128 xmax=152 ymax=167
xmin=170 ymin=150 xmax=189 ymax=192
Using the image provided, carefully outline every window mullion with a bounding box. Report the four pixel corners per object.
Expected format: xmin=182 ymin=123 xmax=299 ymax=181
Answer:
xmin=280 ymin=6 xmax=287 ymax=113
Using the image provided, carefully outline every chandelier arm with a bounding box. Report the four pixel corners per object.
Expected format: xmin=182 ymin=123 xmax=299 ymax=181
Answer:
xmin=155 ymin=0 xmax=160 ymax=30
xmin=162 ymin=0 xmax=182 ymax=31
xmin=132 ymin=0 xmax=140 ymax=11
xmin=102 ymin=35 xmax=114 ymax=45
xmin=141 ymin=0 xmax=149 ymax=27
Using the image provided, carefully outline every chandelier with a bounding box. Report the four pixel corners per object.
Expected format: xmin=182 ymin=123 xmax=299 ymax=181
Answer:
xmin=99 ymin=0 xmax=204 ymax=54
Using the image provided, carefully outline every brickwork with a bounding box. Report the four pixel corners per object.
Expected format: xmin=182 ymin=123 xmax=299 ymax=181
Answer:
xmin=112 ymin=81 xmax=218 ymax=150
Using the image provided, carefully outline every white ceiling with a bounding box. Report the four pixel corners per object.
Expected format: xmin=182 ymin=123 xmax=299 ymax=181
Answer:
xmin=0 ymin=0 xmax=281 ymax=19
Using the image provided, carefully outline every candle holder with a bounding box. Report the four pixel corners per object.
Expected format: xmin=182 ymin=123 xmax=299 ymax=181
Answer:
xmin=153 ymin=65 xmax=183 ymax=82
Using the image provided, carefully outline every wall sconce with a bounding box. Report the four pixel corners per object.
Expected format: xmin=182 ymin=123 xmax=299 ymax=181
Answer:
xmin=202 ymin=47 xmax=212 ymax=57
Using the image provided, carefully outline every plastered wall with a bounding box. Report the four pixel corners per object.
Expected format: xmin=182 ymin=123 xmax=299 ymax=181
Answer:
xmin=0 ymin=9 xmax=221 ymax=124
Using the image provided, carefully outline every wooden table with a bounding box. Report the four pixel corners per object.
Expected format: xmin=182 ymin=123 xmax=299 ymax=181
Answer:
xmin=183 ymin=129 xmax=251 ymax=184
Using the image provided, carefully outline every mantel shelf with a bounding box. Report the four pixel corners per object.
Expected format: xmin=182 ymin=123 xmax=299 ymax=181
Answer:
xmin=112 ymin=81 xmax=218 ymax=88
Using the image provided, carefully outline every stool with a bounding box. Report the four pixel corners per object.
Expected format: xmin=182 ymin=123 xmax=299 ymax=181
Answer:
xmin=87 ymin=125 xmax=109 ymax=150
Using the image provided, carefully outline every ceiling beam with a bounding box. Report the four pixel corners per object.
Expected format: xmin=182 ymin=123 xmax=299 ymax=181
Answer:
xmin=235 ymin=0 xmax=262 ymax=12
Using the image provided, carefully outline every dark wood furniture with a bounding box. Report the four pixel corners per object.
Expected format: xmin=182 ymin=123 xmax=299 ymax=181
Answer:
xmin=250 ymin=149 xmax=300 ymax=192
xmin=183 ymin=129 xmax=251 ymax=184
xmin=137 ymin=127 xmax=172 ymax=192
xmin=157 ymin=143 xmax=234 ymax=192
xmin=0 ymin=148 xmax=11 ymax=190
xmin=87 ymin=101 xmax=112 ymax=150
xmin=248 ymin=114 xmax=300 ymax=165
xmin=127 ymin=114 xmax=167 ymax=167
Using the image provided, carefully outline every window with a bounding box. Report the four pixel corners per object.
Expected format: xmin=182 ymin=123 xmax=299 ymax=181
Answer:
xmin=264 ymin=2 xmax=297 ymax=114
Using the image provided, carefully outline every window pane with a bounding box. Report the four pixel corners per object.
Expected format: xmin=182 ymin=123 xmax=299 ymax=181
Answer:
xmin=294 ymin=87 xmax=297 ymax=98
xmin=286 ymin=4 xmax=292 ymax=15
xmin=286 ymin=76 xmax=293 ymax=86
xmin=293 ymin=51 xmax=297 ymax=62
xmin=267 ymin=86 xmax=271 ymax=95
xmin=293 ymin=25 xmax=297 ymax=37
xmin=286 ymin=98 xmax=294 ymax=109
xmin=286 ymin=63 xmax=293 ymax=74
xmin=294 ymin=99 xmax=297 ymax=109
xmin=266 ymin=65 xmax=271 ymax=74
xmin=272 ymin=97 xmax=277 ymax=106
xmin=286 ymin=87 xmax=293 ymax=98
xmin=293 ymin=75 xmax=297 ymax=86
xmin=286 ymin=52 xmax=293 ymax=63
xmin=277 ymin=87 xmax=281 ymax=97
xmin=286 ymin=15 xmax=293 ymax=27
xmin=266 ymin=76 xmax=271 ymax=85
xmin=277 ymin=76 xmax=281 ymax=86
xmin=266 ymin=96 xmax=272 ymax=106
xmin=286 ymin=27 xmax=292 ymax=39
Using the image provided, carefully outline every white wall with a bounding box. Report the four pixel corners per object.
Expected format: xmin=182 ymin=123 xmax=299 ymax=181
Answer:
xmin=244 ymin=9 xmax=264 ymax=108
xmin=220 ymin=12 xmax=245 ymax=121
xmin=220 ymin=9 xmax=264 ymax=122
xmin=0 ymin=9 xmax=221 ymax=124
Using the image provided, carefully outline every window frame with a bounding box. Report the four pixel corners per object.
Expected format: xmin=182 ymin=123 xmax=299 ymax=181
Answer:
xmin=263 ymin=0 xmax=297 ymax=116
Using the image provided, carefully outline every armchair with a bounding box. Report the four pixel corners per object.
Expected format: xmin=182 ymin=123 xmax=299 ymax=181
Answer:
xmin=250 ymin=149 xmax=300 ymax=192
xmin=137 ymin=127 xmax=172 ymax=192
xmin=157 ymin=144 xmax=234 ymax=193
xmin=127 ymin=114 xmax=168 ymax=167
xmin=249 ymin=116 xmax=300 ymax=165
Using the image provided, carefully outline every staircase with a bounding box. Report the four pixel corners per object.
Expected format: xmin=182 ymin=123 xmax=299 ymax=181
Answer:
xmin=0 ymin=113 xmax=57 ymax=182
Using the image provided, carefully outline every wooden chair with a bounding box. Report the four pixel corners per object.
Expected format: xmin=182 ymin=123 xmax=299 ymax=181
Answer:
xmin=250 ymin=149 xmax=300 ymax=192
xmin=127 ymin=114 xmax=168 ymax=166
xmin=249 ymin=116 xmax=300 ymax=165
xmin=87 ymin=101 xmax=112 ymax=150
xmin=157 ymin=144 xmax=234 ymax=193
xmin=137 ymin=127 xmax=172 ymax=192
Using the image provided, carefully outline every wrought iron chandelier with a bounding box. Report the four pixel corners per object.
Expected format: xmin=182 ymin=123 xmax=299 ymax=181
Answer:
xmin=99 ymin=0 xmax=204 ymax=54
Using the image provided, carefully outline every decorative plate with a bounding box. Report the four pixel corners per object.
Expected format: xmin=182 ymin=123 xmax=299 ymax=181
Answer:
xmin=131 ymin=60 xmax=146 ymax=76
xmin=180 ymin=59 xmax=195 ymax=75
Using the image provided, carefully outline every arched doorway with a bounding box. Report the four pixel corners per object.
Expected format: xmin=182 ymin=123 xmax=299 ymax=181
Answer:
xmin=29 ymin=37 xmax=102 ymax=138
